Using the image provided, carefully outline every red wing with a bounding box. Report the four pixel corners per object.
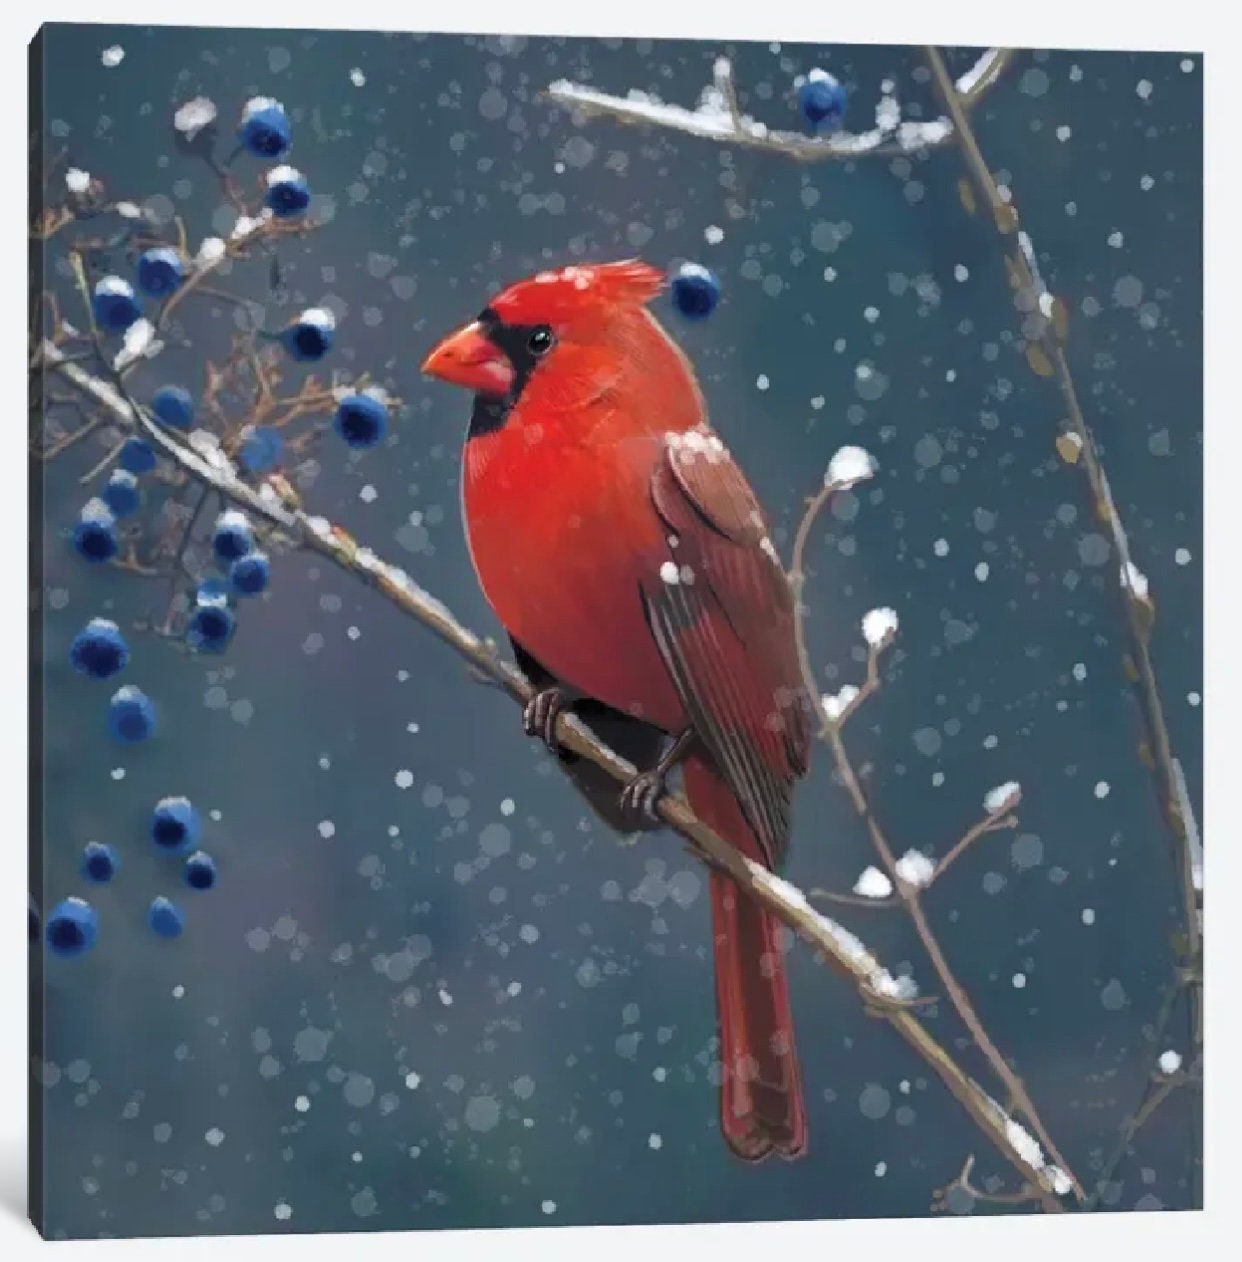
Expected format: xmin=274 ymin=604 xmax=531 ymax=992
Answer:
xmin=641 ymin=430 xmax=813 ymax=868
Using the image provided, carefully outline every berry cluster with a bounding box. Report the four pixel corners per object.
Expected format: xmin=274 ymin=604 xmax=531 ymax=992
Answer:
xmin=39 ymin=794 xmax=218 ymax=957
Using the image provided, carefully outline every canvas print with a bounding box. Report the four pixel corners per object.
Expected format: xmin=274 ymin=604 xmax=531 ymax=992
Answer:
xmin=29 ymin=23 xmax=1202 ymax=1239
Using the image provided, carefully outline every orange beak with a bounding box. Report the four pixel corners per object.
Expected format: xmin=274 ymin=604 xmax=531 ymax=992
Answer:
xmin=421 ymin=320 xmax=515 ymax=397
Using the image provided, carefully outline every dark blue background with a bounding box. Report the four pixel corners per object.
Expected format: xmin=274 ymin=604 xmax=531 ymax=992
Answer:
xmin=33 ymin=24 xmax=1201 ymax=1239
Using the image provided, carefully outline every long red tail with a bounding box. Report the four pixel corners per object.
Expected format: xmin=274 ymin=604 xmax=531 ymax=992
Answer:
xmin=685 ymin=757 xmax=807 ymax=1161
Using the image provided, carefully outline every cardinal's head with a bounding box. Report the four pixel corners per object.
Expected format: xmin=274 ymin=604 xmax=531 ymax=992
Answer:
xmin=421 ymin=260 xmax=700 ymax=436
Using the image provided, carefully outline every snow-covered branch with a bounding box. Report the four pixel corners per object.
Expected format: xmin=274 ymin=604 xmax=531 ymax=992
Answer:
xmin=543 ymin=49 xmax=1010 ymax=163
xmin=41 ymin=339 xmax=1069 ymax=1205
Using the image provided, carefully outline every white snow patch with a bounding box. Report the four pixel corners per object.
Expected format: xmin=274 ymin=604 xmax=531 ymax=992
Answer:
xmin=862 ymin=606 xmax=898 ymax=648
xmin=822 ymin=684 xmax=859 ymax=722
xmin=1122 ymin=560 xmax=1150 ymax=599
xmin=895 ymin=850 xmax=934 ymax=888
xmin=80 ymin=497 xmax=116 ymax=525
xmin=826 ymin=445 xmax=877 ymax=488
xmin=853 ymin=866 xmax=893 ymax=899
xmin=114 ymin=318 xmax=162 ymax=372
xmin=95 ymin=275 xmax=134 ymax=299
xmin=174 ymin=96 xmax=217 ymax=139
xmin=984 ymin=781 xmax=1021 ymax=815
xmin=299 ymin=306 xmax=336 ymax=331
xmin=1158 ymin=1049 xmax=1182 ymax=1075
xmin=242 ymin=96 xmax=283 ymax=121
xmin=196 ymin=237 xmax=227 ymax=267
xmin=267 ymin=165 xmax=304 ymax=187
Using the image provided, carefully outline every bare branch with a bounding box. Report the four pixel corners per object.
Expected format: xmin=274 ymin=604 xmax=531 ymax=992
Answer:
xmin=922 ymin=53 xmax=1203 ymax=1184
xmin=931 ymin=806 xmax=1020 ymax=886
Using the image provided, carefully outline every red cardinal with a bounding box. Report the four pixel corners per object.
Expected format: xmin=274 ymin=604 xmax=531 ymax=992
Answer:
xmin=422 ymin=260 xmax=813 ymax=1161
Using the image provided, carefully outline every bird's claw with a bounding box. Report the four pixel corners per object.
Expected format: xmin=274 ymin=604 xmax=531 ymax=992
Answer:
xmin=620 ymin=769 xmax=667 ymax=822
xmin=523 ymin=686 xmax=567 ymax=754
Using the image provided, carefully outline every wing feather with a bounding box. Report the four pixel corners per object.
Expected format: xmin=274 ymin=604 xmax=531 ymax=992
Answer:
xmin=641 ymin=430 xmax=813 ymax=867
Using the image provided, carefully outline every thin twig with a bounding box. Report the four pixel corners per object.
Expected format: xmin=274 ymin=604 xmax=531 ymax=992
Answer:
xmin=932 ymin=811 xmax=1018 ymax=885
xmin=810 ymin=887 xmax=899 ymax=910
xmin=933 ymin=1154 xmax=1048 ymax=1212
xmin=38 ymin=413 xmax=101 ymax=460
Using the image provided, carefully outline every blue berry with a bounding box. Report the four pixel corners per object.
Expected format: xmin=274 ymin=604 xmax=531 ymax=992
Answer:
xmin=108 ymin=684 xmax=156 ymax=743
xmin=151 ymin=796 xmax=201 ymax=854
xmin=230 ymin=551 xmax=270 ymax=597
xmin=186 ymin=602 xmax=236 ymax=654
xmin=670 ymin=264 xmax=721 ymax=321
xmin=46 ymin=897 xmax=99 ymax=957
xmin=239 ymin=426 xmax=284 ymax=474
xmin=281 ymin=308 xmax=335 ymax=362
xmin=136 ymin=247 xmax=186 ymax=298
xmin=69 ymin=617 xmax=129 ymax=680
xmin=798 ymin=72 xmax=847 ymax=129
xmin=147 ymin=896 xmax=185 ymax=939
xmin=238 ymin=97 xmax=291 ymax=158
xmin=334 ymin=393 xmax=388 ymax=449
xmin=152 ymin=385 xmax=194 ymax=429
xmin=92 ymin=276 xmax=142 ymax=333
xmin=183 ymin=851 xmax=218 ymax=891
xmin=119 ymin=437 xmax=158 ymax=475
xmin=265 ymin=165 xmax=311 ymax=218
xmin=82 ymin=842 xmax=120 ymax=884
xmin=72 ymin=498 xmax=120 ymax=563
xmin=212 ymin=510 xmax=255 ymax=563
xmin=102 ymin=468 xmax=141 ymax=519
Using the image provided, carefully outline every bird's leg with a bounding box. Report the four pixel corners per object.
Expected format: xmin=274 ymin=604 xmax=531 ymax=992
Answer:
xmin=620 ymin=728 xmax=697 ymax=820
xmin=523 ymin=685 xmax=581 ymax=754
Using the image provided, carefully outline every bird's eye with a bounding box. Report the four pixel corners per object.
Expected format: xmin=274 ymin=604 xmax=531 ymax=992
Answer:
xmin=527 ymin=325 xmax=555 ymax=357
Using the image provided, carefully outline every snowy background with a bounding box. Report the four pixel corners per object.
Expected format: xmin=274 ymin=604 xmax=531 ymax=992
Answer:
xmin=32 ymin=24 xmax=1201 ymax=1238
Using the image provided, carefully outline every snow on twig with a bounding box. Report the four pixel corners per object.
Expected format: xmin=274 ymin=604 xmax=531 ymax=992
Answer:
xmin=543 ymin=49 xmax=1008 ymax=163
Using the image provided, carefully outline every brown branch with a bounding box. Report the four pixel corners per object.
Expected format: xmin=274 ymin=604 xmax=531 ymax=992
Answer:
xmin=923 ymin=46 xmax=1200 ymax=978
xmin=933 ymin=1154 xmax=1048 ymax=1213
xmin=148 ymin=213 xmax=312 ymax=335
xmin=38 ymin=412 xmax=101 ymax=460
xmin=932 ymin=809 xmax=1019 ymax=885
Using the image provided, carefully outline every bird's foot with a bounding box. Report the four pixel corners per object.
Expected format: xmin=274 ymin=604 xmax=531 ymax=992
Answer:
xmin=523 ymin=686 xmax=572 ymax=754
xmin=619 ymin=728 xmax=697 ymax=822
xmin=620 ymin=768 xmax=668 ymax=821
